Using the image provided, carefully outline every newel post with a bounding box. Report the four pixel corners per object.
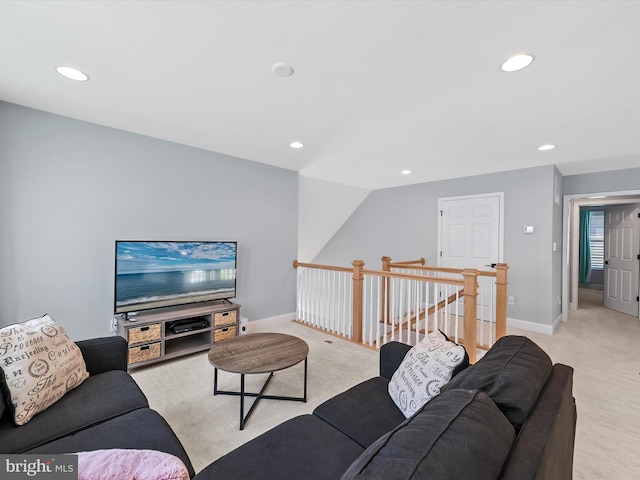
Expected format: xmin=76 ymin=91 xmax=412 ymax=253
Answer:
xmin=494 ymin=263 xmax=509 ymax=340
xmin=462 ymin=269 xmax=478 ymax=364
xmin=352 ymin=260 xmax=365 ymax=343
xmin=380 ymin=256 xmax=391 ymax=325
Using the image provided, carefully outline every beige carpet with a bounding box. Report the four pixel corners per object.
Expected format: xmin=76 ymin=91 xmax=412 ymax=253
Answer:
xmin=132 ymin=290 xmax=640 ymax=478
xmin=131 ymin=317 xmax=379 ymax=474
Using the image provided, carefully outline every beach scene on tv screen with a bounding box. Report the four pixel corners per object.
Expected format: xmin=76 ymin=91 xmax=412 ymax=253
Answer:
xmin=116 ymin=241 xmax=236 ymax=312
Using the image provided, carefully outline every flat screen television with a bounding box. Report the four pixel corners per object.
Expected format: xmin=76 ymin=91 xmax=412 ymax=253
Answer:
xmin=114 ymin=241 xmax=237 ymax=315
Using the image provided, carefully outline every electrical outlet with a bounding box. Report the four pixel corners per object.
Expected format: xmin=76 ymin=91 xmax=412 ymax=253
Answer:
xmin=110 ymin=317 xmax=119 ymax=332
xmin=508 ymin=296 xmax=515 ymax=306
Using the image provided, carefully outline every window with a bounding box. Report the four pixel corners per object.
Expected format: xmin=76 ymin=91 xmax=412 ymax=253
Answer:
xmin=589 ymin=210 xmax=604 ymax=269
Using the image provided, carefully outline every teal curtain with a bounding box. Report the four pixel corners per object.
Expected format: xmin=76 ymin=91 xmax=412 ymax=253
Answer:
xmin=579 ymin=210 xmax=591 ymax=284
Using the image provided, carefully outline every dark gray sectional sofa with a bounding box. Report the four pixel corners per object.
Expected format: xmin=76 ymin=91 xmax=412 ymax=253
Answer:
xmin=0 ymin=336 xmax=195 ymax=478
xmin=194 ymin=335 xmax=576 ymax=480
xmin=2 ymin=333 xmax=575 ymax=480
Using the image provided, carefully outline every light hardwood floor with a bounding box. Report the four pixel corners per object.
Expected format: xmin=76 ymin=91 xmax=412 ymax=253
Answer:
xmin=132 ymin=289 xmax=640 ymax=478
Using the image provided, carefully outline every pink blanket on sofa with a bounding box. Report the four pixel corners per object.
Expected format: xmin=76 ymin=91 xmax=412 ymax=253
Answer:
xmin=76 ymin=449 xmax=189 ymax=480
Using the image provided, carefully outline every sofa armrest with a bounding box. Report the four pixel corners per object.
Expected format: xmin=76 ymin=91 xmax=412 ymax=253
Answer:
xmin=76 ymin=336 xmax=128 ymax=375
xmin=379 ymin=341 xmax=411 ymax=379
xmin=499 ymin=364 xmax=576 ymax=480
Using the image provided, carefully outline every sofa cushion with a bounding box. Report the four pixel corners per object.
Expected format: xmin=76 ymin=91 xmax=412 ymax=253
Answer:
xmin=194 ymin=414 xmax=365 ymax=480
xmin=388 ymin=330 xmax=467 ymax=418
xmin=441 ymin=335 xmax=552 ymax=427
xmin=313 ymin=377 xmax=407 ymax=448
xmin=0 ymin=314 xmax=90 ymax=425
xmin=341 ymin=389 xmax=515 ymax=480
xmin=25 ymin=408 xmax=195 ymax=479
xmin=0 ymin=370 xmax=148 ymax=453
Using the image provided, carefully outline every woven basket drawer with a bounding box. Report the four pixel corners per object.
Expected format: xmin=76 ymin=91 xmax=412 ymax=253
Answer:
xmin=128 ymin=323 xmax=161 ymax=344
xmin=214 ymin=310 xmax=237 ymax=327
xmin=214 ymin=326 xmax=236 ymax=342
xmin=128 ymin=342 xmax=161 ymax=364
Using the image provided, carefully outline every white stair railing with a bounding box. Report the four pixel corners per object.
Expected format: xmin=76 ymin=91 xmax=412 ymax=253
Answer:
xmin=295 ymin=262 xmax=353 ymax=338
xmin=388 ymin=261 xmax=501 ymax=351
xmin=293 ymin=258 xmax=507 ymax=363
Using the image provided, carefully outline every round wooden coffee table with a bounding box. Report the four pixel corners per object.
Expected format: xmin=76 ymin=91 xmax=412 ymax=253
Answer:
xmin=207 ymin=332 xmax=309 ymax=430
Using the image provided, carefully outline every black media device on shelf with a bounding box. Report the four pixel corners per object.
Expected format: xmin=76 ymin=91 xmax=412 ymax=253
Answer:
xmin=114 ymin=241 xmax=237 ymax=316
xmin=167 ymin=318 xmax=210 ymax=334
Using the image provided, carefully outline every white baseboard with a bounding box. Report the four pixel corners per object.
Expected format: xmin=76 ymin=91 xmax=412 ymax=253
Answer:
xmin=247 ymin=312 xmax=296 ymax=329
xmin=507 ymin=317 xmax=555 ymax=335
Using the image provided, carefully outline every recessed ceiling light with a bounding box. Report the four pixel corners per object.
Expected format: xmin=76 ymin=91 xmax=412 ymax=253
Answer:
xmin=290 ymin=141 xmax=304 ymax=149
xmin=273 ymin=63 xmax=294 ymax=77
xmin=537 ymin=144 xmax=556 ymax=151
xmin=56 ymin=66 xmax=89 ymax=81
xmin=501 ymin=54 xmax=535 ymax=72
xmin=401 ymin=170 xmax=412 ymax=175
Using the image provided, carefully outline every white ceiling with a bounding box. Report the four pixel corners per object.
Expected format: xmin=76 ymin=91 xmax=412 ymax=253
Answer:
xmin=1 ymin=1 xmax=639 ymax=190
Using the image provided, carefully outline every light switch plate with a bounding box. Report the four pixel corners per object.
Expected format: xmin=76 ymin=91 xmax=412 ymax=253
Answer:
xmin=523 ymin=225 xmax=535 ymax=234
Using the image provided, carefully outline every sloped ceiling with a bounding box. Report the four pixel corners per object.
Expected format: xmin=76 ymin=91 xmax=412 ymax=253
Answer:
xmin=1 ymin=1 xmax=639 ymax=190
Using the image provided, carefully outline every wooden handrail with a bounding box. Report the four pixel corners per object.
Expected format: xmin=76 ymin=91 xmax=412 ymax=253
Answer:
xmin=426 ymin=289 xmax=464 ymax=319
xmin=293 ymin=256 xmax=507 ymax=362
xmin=362 ymin=268 xmax=464 ymax=286
xmin=388 ymin=258 xmax=508 ymax=348
xmin=389 ymin=258 xmax=426 ymax=266
xmin=402 ymin=289 xmax=464 ymax=326
xmin=293 ymin=260 xmax=352 ymax=273
xmin=293 ymin=260 xmax=464 ymax=286
xmin=390 ymin=262 xmax=497 ymax=277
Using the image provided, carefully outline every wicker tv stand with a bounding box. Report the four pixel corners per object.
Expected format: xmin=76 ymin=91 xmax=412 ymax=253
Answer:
xmin=117 ymin=301 xmax=240 ymax=369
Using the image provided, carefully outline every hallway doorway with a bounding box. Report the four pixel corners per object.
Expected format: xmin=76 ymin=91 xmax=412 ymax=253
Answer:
xmin=564 ymin=191 xmax=640 ymax=319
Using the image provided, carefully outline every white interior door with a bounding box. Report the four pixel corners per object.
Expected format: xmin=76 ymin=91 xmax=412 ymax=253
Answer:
xmin=438 ymin=193 xmax=503 ymax=318
xmin=603 ymin=204 xmax=640 ymax=317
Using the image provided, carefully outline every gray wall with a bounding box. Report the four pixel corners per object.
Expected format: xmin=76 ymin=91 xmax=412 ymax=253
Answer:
xmin=0 ymin=102 xmax=298 ymax=340
xmin=563 ymin=166 xmax=640 ymax=195
xmin=314 ymin=165 xmax=560 ymax=328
